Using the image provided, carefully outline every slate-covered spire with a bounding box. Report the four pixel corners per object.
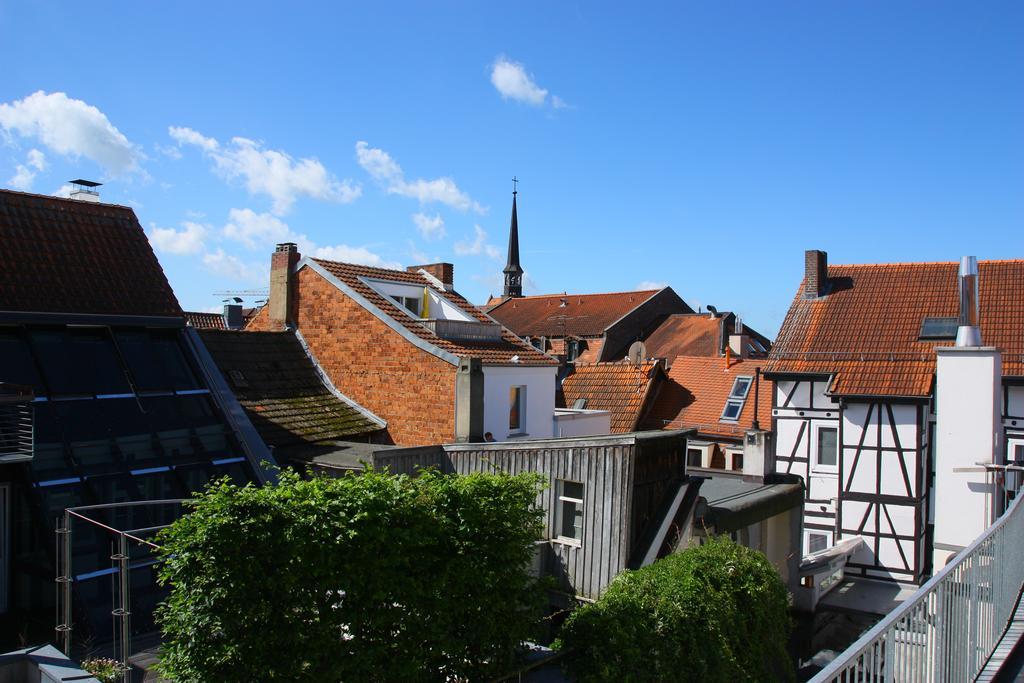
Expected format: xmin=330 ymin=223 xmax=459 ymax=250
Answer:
xmin=503 ymin=179 xmax=523 ymax=298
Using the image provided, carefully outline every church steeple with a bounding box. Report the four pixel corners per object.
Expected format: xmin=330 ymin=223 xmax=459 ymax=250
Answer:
xmin=503 ymin=177 xmax=524 ymax=298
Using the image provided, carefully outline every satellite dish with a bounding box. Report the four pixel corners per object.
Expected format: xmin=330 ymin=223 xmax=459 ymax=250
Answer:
xmin=627 ymin=341 xmax=647 ymax=365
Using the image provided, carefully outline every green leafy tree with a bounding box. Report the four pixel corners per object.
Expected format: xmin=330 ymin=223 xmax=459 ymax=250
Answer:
xmin=155 ymin=468 xmax=545 ymax=682
xmin=556 ymin=537 xmax=793 ymax=682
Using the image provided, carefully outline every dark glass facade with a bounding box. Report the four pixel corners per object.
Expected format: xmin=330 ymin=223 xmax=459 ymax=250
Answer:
xmin=0 ymin=323 xmax=256 ymax=647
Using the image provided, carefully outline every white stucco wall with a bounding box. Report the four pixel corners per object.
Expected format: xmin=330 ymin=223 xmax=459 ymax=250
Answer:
xmin=482 ymin=365 xmax=557 ymax=441
xmin=933 ymin=347 xmax=1002 ymax=564
xmin=553 ymin=409 xmax=612 ymax=437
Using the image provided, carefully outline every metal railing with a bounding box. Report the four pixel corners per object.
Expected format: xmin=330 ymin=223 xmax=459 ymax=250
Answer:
xmin=811 ymin=492 xmax=1024 ymax=682
xmin=0 ymin=400 xmax=32 ymax=462
xmin=421 ymin=318 xmax=504 ymax=342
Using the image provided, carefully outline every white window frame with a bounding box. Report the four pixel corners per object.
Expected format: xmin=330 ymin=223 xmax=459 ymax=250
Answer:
xmin=720 ymin=375 xmax=753 ymax=423
xmin=509 ymin=385 xmax=527 ymax=434
xmin=554 ymin=479 xmax=584 ymax=546
xmin=686 ymin=443 xmax=712 ymax=469
xmin=813 ymin=423 xmax=839 ymax=474
xmin=806 ymin=530 xmax=832 ymax=555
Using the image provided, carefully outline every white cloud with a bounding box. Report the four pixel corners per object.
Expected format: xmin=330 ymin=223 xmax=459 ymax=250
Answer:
xmin=168 ymin=126 xmax=218 ymax=152
xmin=454 ymin=225 xmax=501 ymax=261
xmin=406 ymin=240 xmax=438 ymax=265
xmin=171 ymin=127 xmax=361 ymax=214
xmin=490 ymin=58 xmax=549 ymax=106
xmin=551 ymin=95 xmax=570 ymax=110
xmin=202 ymin=248 xmax=266 ymax=283
xmin=412 ymin=212 xmax=446 ymax=240
xmin=0 ymin=91 xmax=144 ymax=175
xmin=635 ymin=281 xmax=668 ymax=291
xmin=312 ymin=244 xmax=402 ymax=270
xmin=8 ymin=148 xmax=46 ymax=190
xmin=154 ymin=142 xmax=182 ymax=160
xmin=149 ymin=221 xmax=208 ymax=255
xmin=355 ymin=141 xmax=483 ymax=213
xmin=223 ymin=208 xmax=291 ymax=249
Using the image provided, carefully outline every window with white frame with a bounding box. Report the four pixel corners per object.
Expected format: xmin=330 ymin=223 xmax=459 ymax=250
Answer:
xmin=509 ymin=386 xmax=526 ymax=433
xmin=814 ymin=425 xmax=839 ymax=471
xmin=720 ymin=375 xmax=753 ymax=422
xmin=555 ymin=480 xmax=584 ymax=543
xmin=390 ymin=294 xmax=421 ymax=317
xmin=808 ymin=532 xmax=829 ymax=554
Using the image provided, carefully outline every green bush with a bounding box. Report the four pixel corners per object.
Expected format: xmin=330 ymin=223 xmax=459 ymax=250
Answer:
xmin=556 ymin=537 xmax=793 ymax=682
xmin=155 ymin=468 xmax=545 ymax=682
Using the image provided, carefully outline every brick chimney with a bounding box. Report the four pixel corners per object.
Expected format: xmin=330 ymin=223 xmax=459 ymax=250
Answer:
xmin=269 ymin=243 xmax=300 ymax=329
xmin=803 ymin=250 xmax=828 ymax=299
xmin=408 ymin=263 xmax=454 ymax=291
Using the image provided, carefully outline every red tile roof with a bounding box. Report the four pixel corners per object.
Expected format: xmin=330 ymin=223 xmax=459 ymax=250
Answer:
xmin=487 ymin=290 xmax=662 ymax=338
xmin=561 ymin=361 xmax=663 ymax=432
xmin=184 ymin=311 xmax=226 ymax=329
xmin=643 ymin=356 xmax=771 ymax=439
xmin=644 ymin=314 xmax=722 ymax=359
xmin=766 ymin=260 xmax=1024 ymax=396
xmin=0 ymin=190 xmax=181 ymax=316
xmin=310 ymin=259 xmax=556 ymax=366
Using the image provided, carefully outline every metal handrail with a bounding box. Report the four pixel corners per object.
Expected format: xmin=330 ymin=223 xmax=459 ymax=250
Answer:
xmin=811 ymin=492 xmax=1024 ymax=682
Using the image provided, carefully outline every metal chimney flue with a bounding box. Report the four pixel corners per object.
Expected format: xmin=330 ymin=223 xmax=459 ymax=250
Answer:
xmin=955 ymin=255 xmax=982 ymax=347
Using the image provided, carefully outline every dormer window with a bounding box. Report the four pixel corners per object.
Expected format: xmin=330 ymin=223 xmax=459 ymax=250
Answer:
xmin=720 ymin=375 xmax=753 ymax=422
xmin=567 ymin=339 xmax=581 ymax=362
xmin=391 ymin=295 xmax=422 ymax=318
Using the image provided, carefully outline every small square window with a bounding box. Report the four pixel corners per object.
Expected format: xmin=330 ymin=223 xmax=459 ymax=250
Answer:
xmin=730 ymin=377 xmax=752 ymax=399
xmin=556 ymin=480 xmax=584 ymax=543
xmin=721 ymin=399 xmax=743 ymax=421
xmin=731 ymin=452 xmax=744 ymax=471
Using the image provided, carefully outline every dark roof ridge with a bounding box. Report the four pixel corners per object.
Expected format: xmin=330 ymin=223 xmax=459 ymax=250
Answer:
xmin=498 ymin=288 xmax=663 ymax=302
xmin=0 ymin=187 xmax=135 ymax=211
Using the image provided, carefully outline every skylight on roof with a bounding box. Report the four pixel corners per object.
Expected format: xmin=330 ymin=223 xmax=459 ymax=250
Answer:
xmin=720 ymin=375 xmax=754 ymax=423
xmin=919 ymin=317 xmax=958 ymax=341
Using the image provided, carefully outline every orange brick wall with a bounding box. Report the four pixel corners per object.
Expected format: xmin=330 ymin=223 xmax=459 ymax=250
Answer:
xmin=272 ymin=267 xmax=457 ymax=446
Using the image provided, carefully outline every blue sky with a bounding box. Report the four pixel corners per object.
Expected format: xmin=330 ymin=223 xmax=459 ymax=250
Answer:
xmin=2 ymin=2 xmax=1022 ymax=337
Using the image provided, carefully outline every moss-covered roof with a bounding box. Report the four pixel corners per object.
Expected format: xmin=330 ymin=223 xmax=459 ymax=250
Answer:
xmin=198 ymin=330 xmax=384 ymax=448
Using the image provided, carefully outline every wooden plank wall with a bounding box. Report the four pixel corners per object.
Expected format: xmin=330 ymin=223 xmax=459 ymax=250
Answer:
xmin=446 ymin=443 xmax=635 ymax=601
xmin=372 ymin=445 xmax=448 ymax=476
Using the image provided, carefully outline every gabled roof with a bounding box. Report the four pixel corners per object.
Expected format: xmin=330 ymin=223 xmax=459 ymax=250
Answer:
xmin=0 ymin=189 xmax=181 ymax=317
xmin=644 ymin=314 xmax=722 ymax=359
xmin=308 ymin=258 xmax=556 ymax=366
xmin=487 ymin=289 xmax=664 ymax=338
xmin=198 ymin=329 xmax=384 ymax=449
xmin=765 ymin=260 xmax=1024 ymax=396
xmin=560 ymin=361 xmax=663 ymax=432
xmin=184 ymin=311 xmax=226 ymax=329
xmin=642 ymin=356 xmax=771 ymax=439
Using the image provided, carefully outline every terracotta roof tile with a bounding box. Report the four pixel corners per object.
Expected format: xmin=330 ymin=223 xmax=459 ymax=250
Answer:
xmin=0 ymin=190 xmax=181 ymax=316
xmin=561 ymin=361 xmax=662 ymax=432
xmin=311 ymin=259 xmax=556 ymax=366
xmin=487 ymin=290 xmax=662 ymax=338
xmin=766 ymin=260 xmax=1024 ymax=396
xmin=643 ymin=356 xmax=771 ymax=439
xmin=644 ymin=314 xmax=722 ymax=359
xmin=198 ymin=329 xmax=383 ymax=447
xmin=184 ymin=311 xmax=226 ymax=329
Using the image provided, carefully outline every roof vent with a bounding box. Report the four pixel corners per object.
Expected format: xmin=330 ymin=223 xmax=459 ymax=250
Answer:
xmin=68 ymin=179 xmax=101 ymax=203
xmin=955 ymin=256 xmax=982 ymax=347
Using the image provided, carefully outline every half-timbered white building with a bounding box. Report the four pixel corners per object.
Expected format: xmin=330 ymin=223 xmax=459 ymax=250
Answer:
xmin=766 ymin=251 xmax=1024 ymax=585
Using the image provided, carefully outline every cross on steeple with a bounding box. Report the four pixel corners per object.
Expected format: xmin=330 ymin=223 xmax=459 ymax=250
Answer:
xmin=503 ymin=178 xmax=523 ymax=299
